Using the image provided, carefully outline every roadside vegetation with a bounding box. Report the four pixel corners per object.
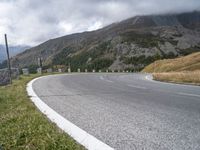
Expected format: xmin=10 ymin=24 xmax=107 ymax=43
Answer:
xmin=0 ymin=74 xmax=85 ymax=150
xmin=142 ymin=52 xmax=200 ymax=85
xmin=121 ymin=32 xmax=163 ymax=48
xmin=153 ymin=71 xmax=200 ymax=85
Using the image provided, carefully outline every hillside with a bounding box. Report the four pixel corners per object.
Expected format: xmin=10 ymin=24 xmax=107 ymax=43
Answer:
xmin=142 ymin=52 xmax=200 ymax=72
xmin=6 ymin=11 xmax=200 ymax=71
xmin=143 ymin=52 xmax=200 ymax=85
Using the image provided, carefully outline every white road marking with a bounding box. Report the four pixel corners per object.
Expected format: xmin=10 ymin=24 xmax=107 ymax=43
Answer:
xmin=145 ymin=75 xmax=153 ymax=81
xmin=105 ymin=80 xmax=114 ymax=83
xmin=100 ymin=76 xmax=104 ymax=80
xmin=127 ymin=84 xmax=147 ymax=89
xmin=177 ymin=92 xmax=200 ymax=98
xmin=100 ymin=76 xmax=114 ymax=83
xmin=27 ymin=75 xmax=114 ymax=150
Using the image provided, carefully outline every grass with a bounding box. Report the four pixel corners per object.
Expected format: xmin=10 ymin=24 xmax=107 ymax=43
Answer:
xmin=142 ymin=52 xmax=200 ymax=85
xmin=0 ymin=74 xmax=85 ymax=150
xmin=142 ymin=52 xmax=200 ymax=73
xmin=153 ymin=71 xmax=200 ymax=85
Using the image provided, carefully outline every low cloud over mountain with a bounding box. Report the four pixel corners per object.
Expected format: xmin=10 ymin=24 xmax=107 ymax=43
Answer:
xmin=0 ymin=0 xmax=199 ymax=46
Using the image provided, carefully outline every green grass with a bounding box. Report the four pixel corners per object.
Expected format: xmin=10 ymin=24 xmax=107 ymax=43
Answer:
xmin=0 ymin=74 xmax=85 ymax=150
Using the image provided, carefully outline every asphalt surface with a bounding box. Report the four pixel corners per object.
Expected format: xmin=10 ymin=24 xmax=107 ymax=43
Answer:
xmin=32 ymin=73 xmax=200 ymax=150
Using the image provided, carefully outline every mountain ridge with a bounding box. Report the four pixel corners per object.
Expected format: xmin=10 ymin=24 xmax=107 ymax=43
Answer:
xmin=6 ymin=11 xmax=200 ymax=71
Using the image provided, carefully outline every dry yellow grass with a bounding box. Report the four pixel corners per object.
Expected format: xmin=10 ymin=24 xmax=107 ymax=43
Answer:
xmin=142 ymin=52 xmax=200 ymax=85
xmin=153 ymin=71 xmax=200 ymax=85
xmin=142 ymin=52 xmax=200 ymax=73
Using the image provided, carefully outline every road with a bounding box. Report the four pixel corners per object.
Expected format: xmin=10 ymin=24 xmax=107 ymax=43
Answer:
xmin=32 ymin=73 xmax=200 ymax=150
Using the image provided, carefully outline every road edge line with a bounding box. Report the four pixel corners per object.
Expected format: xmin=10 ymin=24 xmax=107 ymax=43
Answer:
xmin=145 ymin=74 xmax=153 ymax=81
xmin=27 ymin=75 xmax=114 ymax=150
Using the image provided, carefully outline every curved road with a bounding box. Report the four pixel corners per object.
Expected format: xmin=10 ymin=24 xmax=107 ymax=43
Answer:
xmin=32 ymin=73 xmax=200 ymax=150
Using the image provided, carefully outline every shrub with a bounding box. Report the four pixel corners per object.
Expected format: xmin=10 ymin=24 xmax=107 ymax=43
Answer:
xmin=121 ymin=32 xmax=161 ymax=48
xmin=52 ymin=41 xmax=113 ymax=71
xmin=27 ymin=64 xmax=38 ymax=74
xmin=86 ymin=58 xmax=114 ymax=71
xmin=123 ymin=55 xmax=158 ymax=65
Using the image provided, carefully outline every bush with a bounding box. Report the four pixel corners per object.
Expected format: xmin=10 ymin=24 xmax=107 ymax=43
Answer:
xmin=179 ymin=47 xmax=200 ymax=56
xmin=86 ymin=58 xmax=114 ymax=71
xmin=27 ymin=64 xmax=38 ymax=74
xmin=123 ymin=55 xmax=157 ymax=65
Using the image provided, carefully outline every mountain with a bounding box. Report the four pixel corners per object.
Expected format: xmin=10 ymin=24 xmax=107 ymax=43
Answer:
xmin=9 ymin=11 xmax=200 ymax=71
xmin=0 ymin=45 xmax=30 ymax=63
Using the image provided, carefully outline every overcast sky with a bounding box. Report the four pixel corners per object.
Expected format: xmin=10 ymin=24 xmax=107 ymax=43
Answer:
xmin=0 ymin=0 xmax=200 ymax=46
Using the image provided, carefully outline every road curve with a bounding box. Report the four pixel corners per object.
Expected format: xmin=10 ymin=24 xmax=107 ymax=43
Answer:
xmin=32 ymin=73 xmax=200 ymax=150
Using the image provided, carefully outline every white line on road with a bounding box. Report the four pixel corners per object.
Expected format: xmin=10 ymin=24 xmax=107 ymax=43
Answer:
xmin=145 ymin=75 xmax=153 ymax=81
xmin=177 ymin=92 xmax=200 ymax=98
xmin=100 ymin=76 xmax=104 ymax=80
xmin=27 ymin=75 xmax=114 ymax=150
xmin=100 ymin=76 xmax=114 ymax=83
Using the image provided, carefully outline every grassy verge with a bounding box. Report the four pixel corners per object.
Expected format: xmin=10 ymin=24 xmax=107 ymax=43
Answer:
xmin=0 ymin=74 xmax=85 ymax=150
xmin=153 ymin=71 xmax=200 ymax=86
xmin=142 ymin=52 xmax=200 ymax=73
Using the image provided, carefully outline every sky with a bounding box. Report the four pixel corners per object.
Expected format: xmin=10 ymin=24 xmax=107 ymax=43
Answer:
xmin=0 ymin=0 xmax=200 ymax=46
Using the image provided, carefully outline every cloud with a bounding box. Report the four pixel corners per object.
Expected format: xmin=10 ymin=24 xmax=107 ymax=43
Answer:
xmin=0 ymin=0 xmax=199 ymax=46
xmin=88 ymin=21 xmax=103 ymax=31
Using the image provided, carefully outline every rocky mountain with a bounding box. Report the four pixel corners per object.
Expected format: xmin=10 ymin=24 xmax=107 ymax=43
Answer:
xmin=9 ymin=11 xmax=200 ymax=71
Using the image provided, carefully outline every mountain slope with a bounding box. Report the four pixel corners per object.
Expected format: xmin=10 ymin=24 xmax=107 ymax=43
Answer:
xmin=142 ymin=52 xmax=200 ymax=73
xmin=142 ymin=52 xmax=200 ymax=85
xmin=10 ymin=11 xmax=200 ymax=71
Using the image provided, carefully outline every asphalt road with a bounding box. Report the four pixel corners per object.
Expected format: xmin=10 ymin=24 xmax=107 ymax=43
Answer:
xmin=32 ymin=73 xmax=200 ymax=150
